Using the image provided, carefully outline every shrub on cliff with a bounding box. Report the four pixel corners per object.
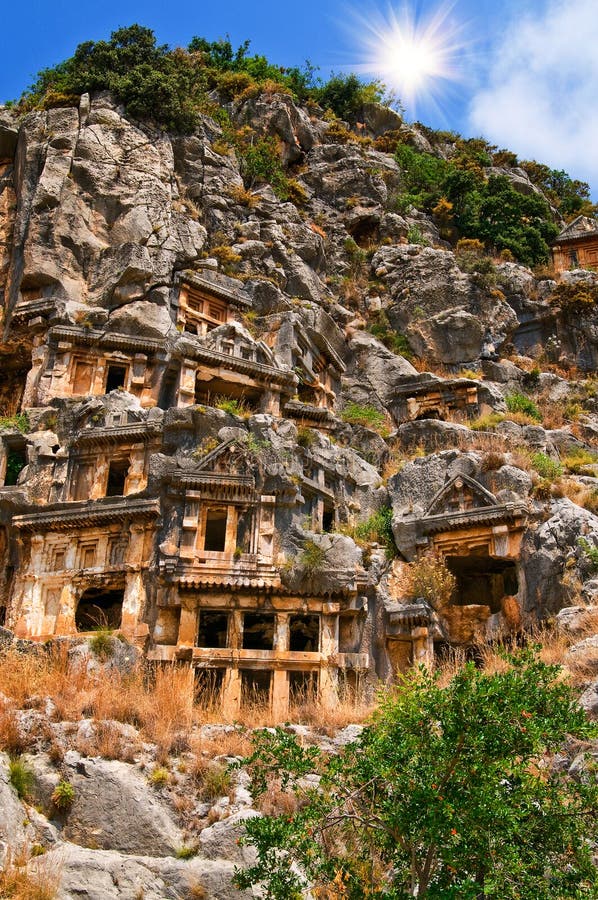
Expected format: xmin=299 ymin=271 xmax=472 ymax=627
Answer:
xmin=395 ymin=144 xmax=560 ymax=265
xmin=236 ymin=651 xmax=598 ymax=899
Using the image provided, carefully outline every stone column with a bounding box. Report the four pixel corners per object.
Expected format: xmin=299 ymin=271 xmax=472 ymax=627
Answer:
xmin=54 ymin=581 xmax=78 ymax=635
xmin=178 ymin=604 xmax=198 ymax=648
xmin=271 ymin=669 xmax=288 ymax=721
xmin=224 ymin=505 xmax=239 ymax=555
xmin=121 ymin=524 xmax=148 ymax=635
xmin=221 ymin=667 xmax=241 ymax=718
xmin=177 ymin=359 xmax=197 ymax=407
xmin=272 ymin=612 xmax=290 ymax=720
xmin=412 ymin=626 xmax=433 ymax=667
xmin=319 ymin=613 xmax=339 ymax=708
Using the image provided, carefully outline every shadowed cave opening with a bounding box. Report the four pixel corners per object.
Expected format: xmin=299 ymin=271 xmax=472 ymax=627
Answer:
xmin=289 ymin=670 xmax=318 ymax=703
xmin=105 ymin=364 xmax=127 ymax=393
xmin=446 ymin=554 xmax=518 ymax=614
xmin=289 ymin=614 xmax=320 ymax=652
xmin=241 ymin=669 xmax=271 ymax=706
xmin=197 ymin=611 xmax=229 ymax=648
xmin=242 ymin=613 xmax=275 ymax=650
xmin=75 ymin=587 xmax=124 ymax=631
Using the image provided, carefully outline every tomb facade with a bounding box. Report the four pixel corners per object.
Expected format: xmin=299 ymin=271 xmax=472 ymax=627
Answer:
xmin=552 ymin=216 xmax=598 ymax=272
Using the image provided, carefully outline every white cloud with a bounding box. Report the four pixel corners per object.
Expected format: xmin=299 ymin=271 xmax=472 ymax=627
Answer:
xmin=469 ymin=0 xmax=598 ymax=194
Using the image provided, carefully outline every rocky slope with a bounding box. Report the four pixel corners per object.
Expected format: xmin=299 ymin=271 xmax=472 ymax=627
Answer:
xmin=0 ymin=83 xmax=598 ymax=897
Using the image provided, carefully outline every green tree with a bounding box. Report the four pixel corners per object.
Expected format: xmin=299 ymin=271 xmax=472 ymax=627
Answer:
xmin=235 ymin=652 xmax=598 ymax=899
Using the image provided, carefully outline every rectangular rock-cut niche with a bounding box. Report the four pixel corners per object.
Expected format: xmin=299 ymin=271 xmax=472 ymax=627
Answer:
xmin=194 ymin=668 xmax=225 ymax=706
xmin=75 ymin=587 xmax=124 ymax=632
xmin=242 ymin=613 xmax=275 ymax=650
xmin=197 ymin=611 xmax=229 ymax=648
xmin=72 ymin=359 xmax=94 ymax=395
xmin=289 ymin=670 xmax=319 ymax=704
xmin=339 ymin=613 xmax=360 ymax=654
xmin=2 ymin=441 xmax=27 ymax=487
xmin=445 ymin=554 xmax=518 ymax=613
xmin=106 ymin=458 xmax=130 ymax=497
xmin=241 ymin=669 xmax=271 ymax=707
xmin=105 ymin=364 xmax=128 ymax=393
xmin=289 ymin=614 xmax=320 ymax=652
xmin=204 ymin=507 xmax=228 ymax=552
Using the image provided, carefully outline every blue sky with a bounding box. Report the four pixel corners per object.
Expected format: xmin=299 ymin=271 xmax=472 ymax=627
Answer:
xmin=2 ymin=0 xmax=596 ymax=197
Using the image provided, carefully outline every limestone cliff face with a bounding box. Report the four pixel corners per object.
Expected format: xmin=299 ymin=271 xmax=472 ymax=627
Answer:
xmin=0 ymin=88 xmax=597 ymax=711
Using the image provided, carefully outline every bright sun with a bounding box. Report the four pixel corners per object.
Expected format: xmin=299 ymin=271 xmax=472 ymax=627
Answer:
xmin=349 ymin=2 xmax=467 ymax=114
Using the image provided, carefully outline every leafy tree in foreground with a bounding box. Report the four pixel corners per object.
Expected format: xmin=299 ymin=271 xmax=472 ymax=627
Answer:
xmin=235 ymin=652 xmax=598 ymax=899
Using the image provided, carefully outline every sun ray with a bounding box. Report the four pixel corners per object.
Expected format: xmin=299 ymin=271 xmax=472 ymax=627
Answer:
xmin=343 ymin=2 xmax=471 ymax=118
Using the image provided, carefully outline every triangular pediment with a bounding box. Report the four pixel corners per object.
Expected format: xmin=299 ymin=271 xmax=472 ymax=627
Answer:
xmin=556 ymin=215 xmax=598 ymax=243
xmin=425 ymin=474 xmax=498 ymax=518
xmin=193 ymin=439 xmax=255 ymax=477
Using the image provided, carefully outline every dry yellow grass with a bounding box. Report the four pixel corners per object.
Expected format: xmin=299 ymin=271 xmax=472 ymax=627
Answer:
xmin=0 ymin=848 xmax=61 ymax=900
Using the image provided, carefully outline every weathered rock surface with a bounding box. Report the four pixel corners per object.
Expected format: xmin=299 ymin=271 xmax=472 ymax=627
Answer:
xmin=521 ymin=501 xmax=598 ymax=617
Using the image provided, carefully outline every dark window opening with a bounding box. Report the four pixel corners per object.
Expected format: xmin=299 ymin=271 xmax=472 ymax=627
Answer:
xmin=242 ymin=613 xmax=275 ymax=650
xmin=322 ymin=504 xmax=335 ymax=533
xmin=197 ymin=612 xmax=229 ymax=648
xmin=159 ymin=369 xmax=179 ymax=410
xmin=204 ymin=508 xmax=227 ymax=552
xmin=289 ymin=615 xmax=320 ymax=652
xmin=105 ymin=365 xmax=127 ymax=393
xmin=289 ymin=670 xmax=318 ymax=704
xmin=241 ymin=669 xmax=271 ymax=707
xmin=415 ymin=407 xmax=443 ymax=421
xmin=347 ymin=219 xmax=380 ymax=249
xmin=184 ymin=321 xmax=200 ymax=335
xmin=4 ymin=449 xmax=27 ymax=486
xmin=194 ymin=668 xmax=224 ymax=706
xmin=75 ymin=587 xmax=123 ymax=632
xmin=569 ymin=249 xmax=579 ymax=267
xmin=298 ymin=382 xmax=318 ymax=405
xmin=445 ymin=555 xmax=519 ymax=614
xmin=106 ymin=459 xmax=129 ymax=497
xmin=0 ymin=605 xmax=5 ymax=627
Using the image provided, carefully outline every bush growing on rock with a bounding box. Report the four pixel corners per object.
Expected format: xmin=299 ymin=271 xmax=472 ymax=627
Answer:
xmin=8 ymin=756 xmax=33 ymax=799
xmin=51 ymin=778 xmax=75 ymax=809
xmin=505 ymin=392 xmax=542 ymax=421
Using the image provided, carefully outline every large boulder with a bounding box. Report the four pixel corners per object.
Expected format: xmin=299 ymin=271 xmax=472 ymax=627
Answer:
xmin=520 ymin=500 xmax=598 ymax=617
xmin=35 ymin=842 xmax=251 ymax=900
xmin=343 ymin=332 xmax=417 ymax=409
xmin=27 ymin=753 xmax=183 ymax=856
xmin=372 ymin=245 xmax=518 ymax=364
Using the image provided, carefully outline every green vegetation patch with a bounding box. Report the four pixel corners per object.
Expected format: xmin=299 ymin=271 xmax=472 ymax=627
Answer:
xmin=505 ymin=392 xmax=542 ymax=421
xmin=341 ymin=402 xmax=388 ymax=434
